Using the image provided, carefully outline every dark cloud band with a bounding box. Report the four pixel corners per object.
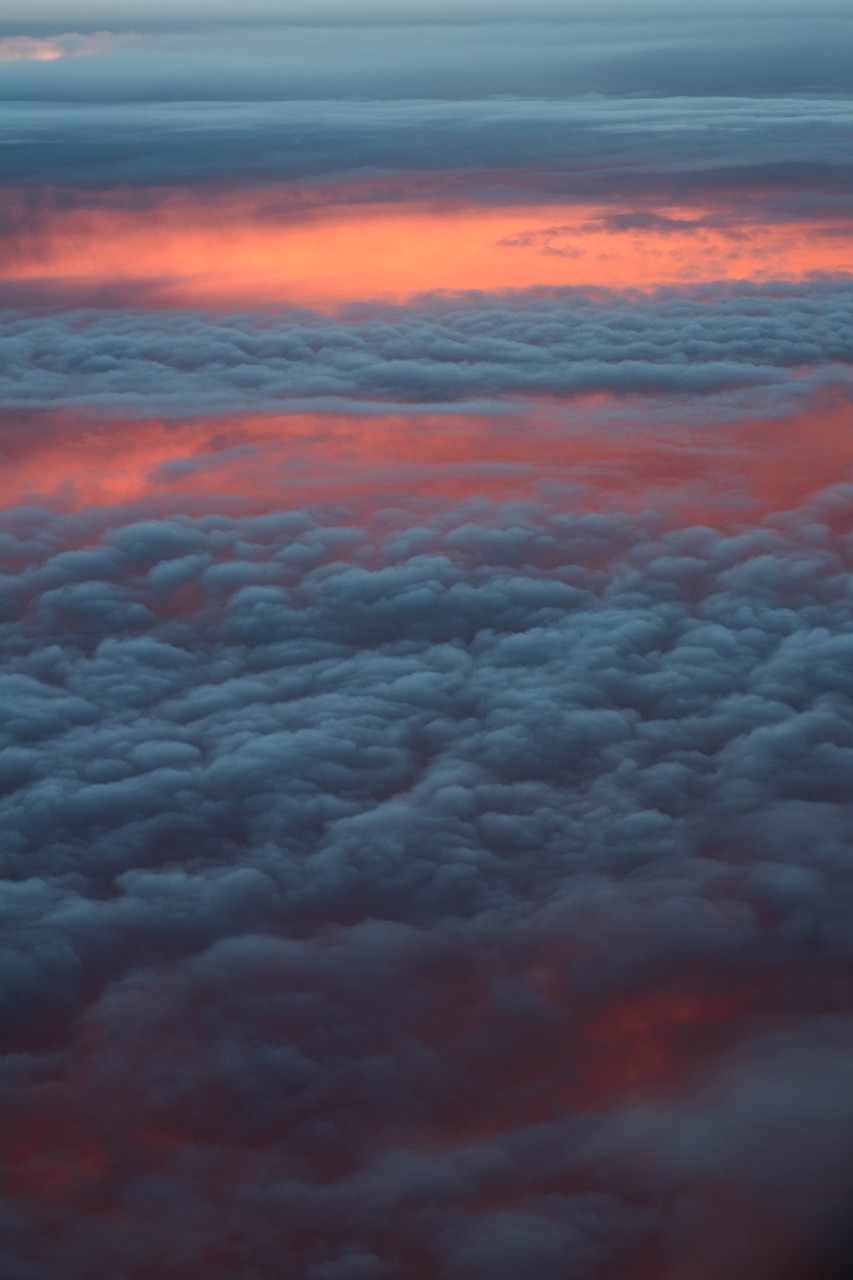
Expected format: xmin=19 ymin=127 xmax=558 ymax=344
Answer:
xmin=0 ymin=97 xmax=850 ymax=195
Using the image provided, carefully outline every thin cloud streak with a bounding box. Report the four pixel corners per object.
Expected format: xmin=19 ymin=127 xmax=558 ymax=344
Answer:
xmin=0 ymin=31 xmax=130 ymax=62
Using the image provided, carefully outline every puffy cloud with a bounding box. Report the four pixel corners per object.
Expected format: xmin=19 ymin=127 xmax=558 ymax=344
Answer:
xmin=1 ymin=281 xmax=851 ymax=415
xmin=3 ymin=0 xmax=851 ymax=1269
xmin=2 ymin=496 xmax=853 ymax=1276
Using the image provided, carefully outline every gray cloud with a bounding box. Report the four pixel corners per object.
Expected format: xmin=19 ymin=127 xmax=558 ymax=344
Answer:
xmin=0 ymin=96 xmax=850 ymax=194
xmin=0 ymin=16 xmax=851 ymax=101
xmin=5 ymin=0 xmax=852 ymax=28
xmin=3 ymin=496 xmax=853 ymax=1276
xmin=1 ymin=281 xmax=851 ymax=415
xmin=2 ymin=5 xmax=853 ymax=1270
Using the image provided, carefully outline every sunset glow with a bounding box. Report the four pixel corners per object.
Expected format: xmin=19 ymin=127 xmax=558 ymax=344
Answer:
xmin=0 ymin=32 xmax=127 ymax=63
xmin=4 ymin=192 xmax=850 ymax=306
xmin=3 ymin=396 xmax=852 ymax=522
xmin=3 ymin=6 xmax=853 ymax=1280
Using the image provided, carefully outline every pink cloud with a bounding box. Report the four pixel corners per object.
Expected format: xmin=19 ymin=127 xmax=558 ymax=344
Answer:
xmin=0 ymin=31 xmax=130 ymax=63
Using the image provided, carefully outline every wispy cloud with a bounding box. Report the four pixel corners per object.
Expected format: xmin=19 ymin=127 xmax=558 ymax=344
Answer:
xmin=0 ymin=31 xmax=130 ymax=63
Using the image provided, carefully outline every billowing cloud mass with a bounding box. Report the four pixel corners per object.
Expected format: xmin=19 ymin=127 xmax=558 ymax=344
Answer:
xmin=5 ymin=498 xmax=853 ymax=1280
xmin=1 ymin=282 xmax=852 ymax=414
xmin=1 ymin=1 xmax=853 ymax=1278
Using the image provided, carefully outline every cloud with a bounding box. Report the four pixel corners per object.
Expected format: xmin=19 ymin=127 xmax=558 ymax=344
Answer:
xmin=0 ymin=97 xmax=850 ymax=193
xmin=4 ymin=0 xmax=852 ymax=25
xmin=0 ymin=15 xmax=851 ymax=100
xmin=2 ymin=496 xmax=853 ymax=1276
xmin=0 ymin=281 xmax=851 ymax=415
xmin=0 ymin=32 xmax=129 ymax=63
xmin=1 ymin=7 xmax=852 ymax=1272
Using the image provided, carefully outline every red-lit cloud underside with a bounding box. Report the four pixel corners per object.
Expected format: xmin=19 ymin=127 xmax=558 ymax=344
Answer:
xmin=2 ymin=395 xmax=851 ymax=523
xmin=3 ymin=188 xmax=850 ymax=308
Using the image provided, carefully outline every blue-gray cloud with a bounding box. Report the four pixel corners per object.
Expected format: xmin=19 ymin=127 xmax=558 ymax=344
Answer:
xmin=1 ymin=97 xmax=850 ymax=193
xmin=1 ymin=281 xmax=851 ymax=415
xmin=2 ymin=496 xmax=853 ymax=1277
xmin=0 ymin=15 xmax=851 ymax=100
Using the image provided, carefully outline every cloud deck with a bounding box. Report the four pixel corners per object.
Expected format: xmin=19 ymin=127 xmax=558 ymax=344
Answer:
xmin=1 ymin=5 xmax=853 ymax=1278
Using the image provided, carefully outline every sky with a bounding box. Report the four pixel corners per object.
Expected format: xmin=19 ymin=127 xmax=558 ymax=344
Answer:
xmin=1 ymin=4 xmax=853 ymax=1279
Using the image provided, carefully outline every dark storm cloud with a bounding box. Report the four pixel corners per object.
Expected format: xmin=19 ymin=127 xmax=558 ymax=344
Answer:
xmin=3 ymin=495 xmax=853 ymax=1276
xmin=1 ymin=281 xmax=852 ymax=414
xmin=0 ymin=96 xmax=851 ymax=196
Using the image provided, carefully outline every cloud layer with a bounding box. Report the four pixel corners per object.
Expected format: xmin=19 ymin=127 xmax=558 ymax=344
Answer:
xmin=2 ymin=0 xmax=853 ymax=1274
xmin=2 ymin=97 xmax=851 ymax=195
xmin=1 ymin=282 xmax=851 ymax=414
xmin=1 ymin=16 xmax=852 ymax=100
xmin=3 ymin=498 xmax=853 ymax=1277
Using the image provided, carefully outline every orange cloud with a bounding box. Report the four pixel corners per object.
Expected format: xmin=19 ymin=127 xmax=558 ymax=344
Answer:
xmin=2 ymin=189 xmax=849 ymax=308
xmin=3 ymin=393 xmax=851 ymax=524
